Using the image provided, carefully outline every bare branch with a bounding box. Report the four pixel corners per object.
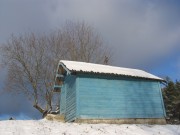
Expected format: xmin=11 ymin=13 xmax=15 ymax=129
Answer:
xmin=0 ymin=21 xmax=112 ymax=115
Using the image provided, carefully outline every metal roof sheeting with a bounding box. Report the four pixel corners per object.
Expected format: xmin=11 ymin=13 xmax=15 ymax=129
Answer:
xmin=59 ymin=60 xmax=164 ymax=81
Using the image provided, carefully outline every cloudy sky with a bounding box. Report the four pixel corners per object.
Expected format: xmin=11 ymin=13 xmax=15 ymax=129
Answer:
xmin=0 ymin=0 xmax=180 ymax=119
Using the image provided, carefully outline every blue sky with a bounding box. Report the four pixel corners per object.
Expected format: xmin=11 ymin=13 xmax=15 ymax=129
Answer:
xmin=150 ymin=49 xmax=180 ymax=81
xmin=0 ymin=0 xmax=180 ymax=119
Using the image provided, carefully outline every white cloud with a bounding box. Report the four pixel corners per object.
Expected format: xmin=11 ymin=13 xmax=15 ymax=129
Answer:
xmin=46 ymin=0 xmax=180 ymax=67
xmin=0 ymin=0 xmax=180 ymax=68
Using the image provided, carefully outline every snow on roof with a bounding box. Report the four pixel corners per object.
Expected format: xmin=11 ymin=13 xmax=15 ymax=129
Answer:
xmin=59 ymin=60 xmax=164 ymax=81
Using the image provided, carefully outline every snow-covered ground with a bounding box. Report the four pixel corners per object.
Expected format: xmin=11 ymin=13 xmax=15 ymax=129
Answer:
xmin=0 ymin=119 xmax=179 ymax=135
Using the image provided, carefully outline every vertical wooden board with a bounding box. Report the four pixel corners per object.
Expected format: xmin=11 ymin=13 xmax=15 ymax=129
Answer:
xmin=77 ymin=75 xmax=165 ymax=119
xmin=76 ymin=77 xmax=80 ymax=118
xmin=64 ymin=75 xmax=77 ymax=122
xmin=60 ymin=84 xmax=66 ymax=115
xmin=158 ymin=82 xmax=166 ymax=117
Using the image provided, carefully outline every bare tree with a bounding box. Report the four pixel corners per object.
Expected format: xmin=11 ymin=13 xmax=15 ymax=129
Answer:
xmin=61 ymin=21 xmax=110 ymax=63
xmin=0 ymin=21 xmax=111 ymax=116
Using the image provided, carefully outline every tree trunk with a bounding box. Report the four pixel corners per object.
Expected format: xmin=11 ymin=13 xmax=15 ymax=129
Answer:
xmin=33 ymin=104 xmax=44 ymax=114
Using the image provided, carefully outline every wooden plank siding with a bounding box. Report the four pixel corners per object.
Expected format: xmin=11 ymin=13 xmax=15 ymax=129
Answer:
xmin=60 ymin=84 xmax=66 ymax=115
xmin=63 ymin=75 xmax=77 ymax=122
xmin=76 ymin=74 xmax=166 ymax=119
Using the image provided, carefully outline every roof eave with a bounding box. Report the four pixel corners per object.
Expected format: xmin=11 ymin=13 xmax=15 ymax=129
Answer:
xmin=70 ymin=70 xmax=164 ymax=82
